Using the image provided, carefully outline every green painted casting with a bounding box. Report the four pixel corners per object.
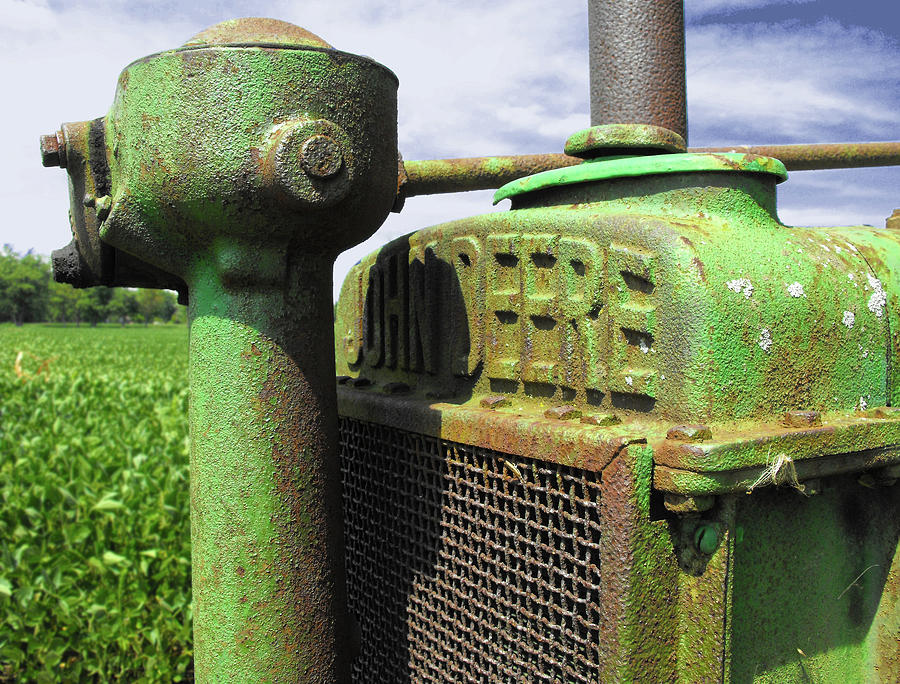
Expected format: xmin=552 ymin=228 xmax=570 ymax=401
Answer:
xmin=47 ymin=18 xmax=398 ymax=682
xmin=334 ymin=127 xmax=900 ymax=680
xmin=493 ymin=151 xmax=788 ymax=204
xmin=563 ymin=123 xmax=687 ymax=158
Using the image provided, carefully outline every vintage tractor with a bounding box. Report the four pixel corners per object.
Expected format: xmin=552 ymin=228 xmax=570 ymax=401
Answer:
xmin=41 ymin=1 xmax=899 ymax=681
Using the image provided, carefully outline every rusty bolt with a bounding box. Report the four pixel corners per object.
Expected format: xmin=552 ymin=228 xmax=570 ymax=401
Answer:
xmin=666 ymin=424 xmax=712 ymax=442
xmin=694 ymin=524 xmax=721 ymax=555
xmin=300 ymin=134 xmax=344 ymax=178
xmin=581 ymin=412 xmax=621 ymax=427
xmin=664 ymin=493 xmax=715 ymax=515
xmin=544 ymin=405 xmax=582 ymax=421
xmin=40 ymin=131 xmax=67 ymax=168
xmin=783 ymin=410 xmax=821 ymax=428
xmin=480 ymin=395 xmax=511 ymax=409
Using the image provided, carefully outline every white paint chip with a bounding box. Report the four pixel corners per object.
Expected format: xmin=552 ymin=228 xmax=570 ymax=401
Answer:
xmin=625 ymin=376 xmax=633 ymax=386
xmin=843 ymin=311 xmax=855 ymax=329
xmin=787 ymin=282 xmax=805 ymax=298
xmin=867 ymin=274 xmax=886 ymax=317
xmin=726 ymin=278 xmax=753 ymax=298
xmin=759 ymin=328 xmax=773 ymax=352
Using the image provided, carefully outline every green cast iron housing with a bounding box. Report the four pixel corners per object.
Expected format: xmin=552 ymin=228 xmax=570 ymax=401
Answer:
xmin=334 ymin=148 xmax=900 ymax=681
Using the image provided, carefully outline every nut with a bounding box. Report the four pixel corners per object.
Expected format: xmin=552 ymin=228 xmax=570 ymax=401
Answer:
xmin=300 ymin=135 xmax=344 ymax=178
xmin=40 ymin=132 xmax=64 ymax=168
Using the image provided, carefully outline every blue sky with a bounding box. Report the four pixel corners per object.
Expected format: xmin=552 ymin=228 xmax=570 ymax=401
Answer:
xmin=2 ymin=0 xmax=897 ymax=299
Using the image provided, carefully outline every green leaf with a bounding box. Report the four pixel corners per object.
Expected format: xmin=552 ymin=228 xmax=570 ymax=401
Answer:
xmin=0 ymin=576 xmax=11 ymax=596
xmin=92 ymin=497 xmax=124 ymax=512
xmin=102 ymin=551 xmax=128 ymax=565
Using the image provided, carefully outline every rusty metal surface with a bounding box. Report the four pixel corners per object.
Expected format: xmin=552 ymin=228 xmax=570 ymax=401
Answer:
xmin=398 ymin=141 xmax=900 ymax=200
xmin=692 ymin=141 xmax=900 ymax=171
xmin=401 ymin=153 xmax=580 ymax=198
xmin=588 ymin=0 xmax=687 ymax=141
xmin=339 ymin=417 xmax=607 ymax=682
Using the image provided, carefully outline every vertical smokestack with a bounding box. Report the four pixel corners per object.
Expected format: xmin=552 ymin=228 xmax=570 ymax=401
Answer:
xmin=588 ymin=0 xmax=688 ymax=143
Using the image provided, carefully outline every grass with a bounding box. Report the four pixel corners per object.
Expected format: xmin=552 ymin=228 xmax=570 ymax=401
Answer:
xmin=0 ymin=324 xmax=192 ymax=682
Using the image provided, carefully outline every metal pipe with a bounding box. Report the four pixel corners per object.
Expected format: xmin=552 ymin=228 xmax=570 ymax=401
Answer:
xmin=588 ymin=0 xmax=688 ymax=141
xmin=399 ymin=141 xmax=900 ymax=199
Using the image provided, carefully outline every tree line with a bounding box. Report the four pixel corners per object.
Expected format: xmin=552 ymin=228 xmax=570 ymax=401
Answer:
xmin=0 ymin=246 xmax=184 ymax=326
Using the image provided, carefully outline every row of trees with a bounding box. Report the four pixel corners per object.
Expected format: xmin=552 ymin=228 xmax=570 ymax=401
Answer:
xmin=0 ymin=246 xmax=184 ymax=326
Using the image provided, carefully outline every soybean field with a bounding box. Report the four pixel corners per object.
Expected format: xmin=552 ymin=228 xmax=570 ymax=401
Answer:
xmin=0 ymin=324 xmax=192 ymax=681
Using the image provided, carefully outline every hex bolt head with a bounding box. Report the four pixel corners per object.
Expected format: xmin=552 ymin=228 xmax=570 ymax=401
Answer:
xmin=666 ymin=424 xmax=712 ymax=442
xmin=694 ymin=524 xmax=720 ymax=555
xmin=300 ymin=135 xmax=344 ymax=178
xmin=40 ymin=132 xmax=63 ymax=168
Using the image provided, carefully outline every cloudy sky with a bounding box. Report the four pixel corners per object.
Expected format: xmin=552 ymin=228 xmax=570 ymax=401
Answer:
xmin=2 ymin=0 xmax=897 ymax=300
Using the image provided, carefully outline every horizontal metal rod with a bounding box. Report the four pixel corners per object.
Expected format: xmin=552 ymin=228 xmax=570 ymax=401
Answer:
xmin=400 ymin=142 xmax=900 ymax=199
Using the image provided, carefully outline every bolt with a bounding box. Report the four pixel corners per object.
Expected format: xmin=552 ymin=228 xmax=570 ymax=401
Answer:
xmin=544 ymin=405 xmax=581 ymax=420
xmin=784 ymin=410 xmax=821 ymax=428
xmin=694 ymin=524 xmax=720 ymax=555
xmin=300 ymin=135 xmax=343 ymax=178
xmin=40 ymin=131 xmax=67 ymax=168
xmin=666 ymin=424 xmax=712 ymax=442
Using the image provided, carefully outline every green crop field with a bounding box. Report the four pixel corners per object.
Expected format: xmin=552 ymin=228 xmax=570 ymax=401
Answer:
xmin=0 ymin=324 xmax=193 ymax=682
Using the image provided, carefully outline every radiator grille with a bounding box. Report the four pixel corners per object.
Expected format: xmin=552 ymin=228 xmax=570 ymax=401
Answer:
xmin=339 ymin=417 xmax=604 ymax=682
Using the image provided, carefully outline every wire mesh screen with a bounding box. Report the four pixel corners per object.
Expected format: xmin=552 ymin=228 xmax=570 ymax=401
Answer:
xmin=339 ymin=417 xmax=604 ymax=682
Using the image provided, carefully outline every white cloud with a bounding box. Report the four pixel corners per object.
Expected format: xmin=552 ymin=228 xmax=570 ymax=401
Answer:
xmin=0 ymin=1 xmax=897 ymax=302
xmin=687 ymin=19 xmax=900 ymax=142
xmin=687 ymin=0 xmax=814 ymax=21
